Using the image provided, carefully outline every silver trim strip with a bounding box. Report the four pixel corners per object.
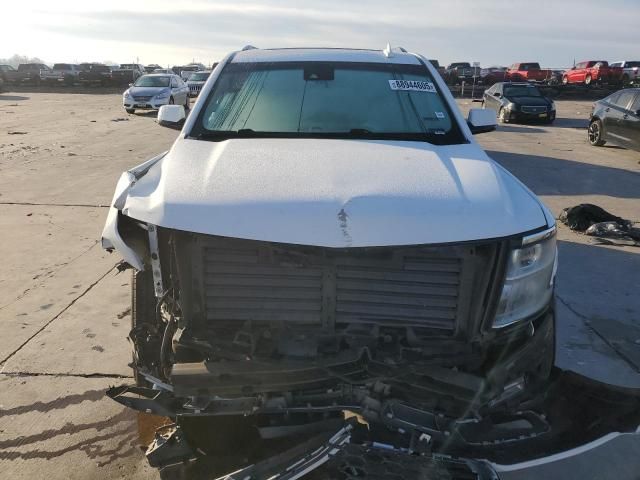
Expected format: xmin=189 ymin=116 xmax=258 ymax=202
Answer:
xmin=522 ymin=225 xmax=556 ymax=246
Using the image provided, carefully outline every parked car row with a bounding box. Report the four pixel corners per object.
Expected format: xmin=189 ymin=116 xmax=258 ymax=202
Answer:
xmin=0 ymin=61 xmax=215 ymax=86
xmin=427 ymin=59 xmax=640 ymax=88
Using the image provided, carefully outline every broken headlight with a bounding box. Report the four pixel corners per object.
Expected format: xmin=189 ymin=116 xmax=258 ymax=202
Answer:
xmin=493 ymin=226 xmax=557 ymax=328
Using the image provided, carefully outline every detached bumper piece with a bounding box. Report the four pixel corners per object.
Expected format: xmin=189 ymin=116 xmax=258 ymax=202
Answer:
xmin=218 ymin=422 xmax=497 ymax=480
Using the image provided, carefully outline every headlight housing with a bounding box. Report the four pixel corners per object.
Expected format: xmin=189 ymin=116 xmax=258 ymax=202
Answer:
xmin=123 ymin=90 xmax=131 ymax=98
xmin=493 ymin=226 xmax=557 ymax=328
xmin=549 ymin=101 xmax=556 ymax=111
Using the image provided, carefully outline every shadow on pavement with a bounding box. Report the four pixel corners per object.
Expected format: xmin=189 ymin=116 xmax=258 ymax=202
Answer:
xmin=0 ymin=387 xmax=142 ymax=467
xmin=487 ymin=150 xmax=640 ymax=199
xmin=497 ymin=125 xmax=547 ymax=133
xmin=557 ymin=240 xmax=640 ymax=327
xmin=0 ymin=95 xmax=30 ymax=101
xmin=552 ymin=117 xmax=589 ymax=129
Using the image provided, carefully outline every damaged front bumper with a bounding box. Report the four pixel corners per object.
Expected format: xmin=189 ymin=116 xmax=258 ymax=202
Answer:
xmin=107 ymin=367 xmax=640 ymax=478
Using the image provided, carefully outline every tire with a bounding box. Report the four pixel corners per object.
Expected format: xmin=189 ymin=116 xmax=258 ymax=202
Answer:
xmin=125 ymin=108 xmax=135 ymax=114
xmin=131 ymin=269 xmax=157 ymax=386
xmin=498 ymin=107 xmax=509 ymax=124
xmin=588 ymin=119 xmax=606 ymax=146
xmin=584 ymin=74 xmax=592 ymax=86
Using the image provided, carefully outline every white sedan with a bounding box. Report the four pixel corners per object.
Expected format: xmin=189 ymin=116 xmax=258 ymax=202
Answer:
xmin=122 ymin=74 xmax=189 ymax=114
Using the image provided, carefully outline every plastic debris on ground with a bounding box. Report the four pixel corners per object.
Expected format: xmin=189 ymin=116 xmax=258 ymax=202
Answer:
xmin=560 ymin=203 xmax=640 ymax=247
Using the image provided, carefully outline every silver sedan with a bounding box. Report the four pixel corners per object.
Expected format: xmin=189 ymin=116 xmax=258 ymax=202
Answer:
xmin=122 ymin=74 xmax=190 ymax=113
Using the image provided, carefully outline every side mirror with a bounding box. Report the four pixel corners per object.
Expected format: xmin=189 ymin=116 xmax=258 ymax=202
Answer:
xmin=157 ymin=105 xmax=185 ymax=129
xmin=467 ymin=108 xmax=497 ymax=135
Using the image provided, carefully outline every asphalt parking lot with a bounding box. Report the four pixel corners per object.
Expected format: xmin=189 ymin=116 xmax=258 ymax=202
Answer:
xmin=0 ymin=91 xmax=639 ymax=479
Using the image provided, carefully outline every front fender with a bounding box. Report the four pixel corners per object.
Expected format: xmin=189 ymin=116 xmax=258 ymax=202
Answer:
xmin=101 ymin=152 xmax=168 ymax=270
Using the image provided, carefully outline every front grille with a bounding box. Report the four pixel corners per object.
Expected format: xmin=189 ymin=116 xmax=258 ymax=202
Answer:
xmin=191 ymin=236 xmax=490 ymax=333
xmin=335 ymin=258 xmax=460 ymax=329
xmin=133 ymin=96 xmax=152 ymax=102
xmin=203 ymin=243 xmax=324 ymax=324
xmin=189 ymin=84 xmax=202 ymax=94
xmin=521 ymin=105 xmax=547 ymax=114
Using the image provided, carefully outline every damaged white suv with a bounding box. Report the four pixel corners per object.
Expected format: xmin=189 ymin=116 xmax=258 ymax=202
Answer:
xmin=103 ymin=47 xmax=558 ymax=456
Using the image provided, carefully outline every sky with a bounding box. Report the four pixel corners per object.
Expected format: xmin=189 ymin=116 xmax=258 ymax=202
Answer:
xmin=1 ymin=0 xmax=638 ymax=68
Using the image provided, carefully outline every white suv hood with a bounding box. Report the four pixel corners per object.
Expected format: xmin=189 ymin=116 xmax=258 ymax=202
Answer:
xmin=120 ymin=138 xmax=548 ymax=247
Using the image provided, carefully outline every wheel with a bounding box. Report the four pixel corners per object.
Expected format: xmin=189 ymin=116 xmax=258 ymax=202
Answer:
xmin=169 ymin=96 xmax=175 ymax=105
xmin=125 ymin=108 xmax=135 ymax=114
xmin=498 ymin=107 xmax=509 ymax=123
xmin=588 ymin=119 xmax=605 ymax=146
xmin=584 ymin=74 xmax=592 ymax=86
xmin=562 ymin=76 xmax=568 ymax=85
xmin=131 ymin=269 xmax=159 ymax=386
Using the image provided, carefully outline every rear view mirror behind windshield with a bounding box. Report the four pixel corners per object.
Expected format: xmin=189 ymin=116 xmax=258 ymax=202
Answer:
xmin=304 ymin=64 xmax=335 ymax=81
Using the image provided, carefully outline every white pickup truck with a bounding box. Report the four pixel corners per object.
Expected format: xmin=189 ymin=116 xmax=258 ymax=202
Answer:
xmin=610 ymin=60 xmax=640 ymax=85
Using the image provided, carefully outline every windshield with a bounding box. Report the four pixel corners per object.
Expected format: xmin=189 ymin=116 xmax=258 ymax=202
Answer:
xmin=53 ymin=64 xmax=72 ymax=70
xmin=188 ymin=72 xmax=210 ymax=81
xmin=625 ymin=61 xmax=640 ymax=68
xmin=192 ymin=61 xmax=463 ymax=144
xmin=120 ymin=64 xmax=136 ymax=69
xmin=504 ymin=85 xmax=543 ymax=97
xmin=134 ymin=75 xmax=170 ymax=87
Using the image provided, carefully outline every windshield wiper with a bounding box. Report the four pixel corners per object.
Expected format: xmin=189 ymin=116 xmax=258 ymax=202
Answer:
xmin=348 ymin=128 xmax=372 ymax=135
xmin=193 ymin=129 xmax=258 ymax=141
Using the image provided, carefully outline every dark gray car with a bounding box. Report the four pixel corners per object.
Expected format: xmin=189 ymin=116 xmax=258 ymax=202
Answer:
xmin=589 ymin=88 xmax=640 ymax=151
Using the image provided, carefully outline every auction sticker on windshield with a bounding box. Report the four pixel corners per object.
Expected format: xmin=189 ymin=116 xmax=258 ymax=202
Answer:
xmin=388 ymin=80 xmax=436 ymax=92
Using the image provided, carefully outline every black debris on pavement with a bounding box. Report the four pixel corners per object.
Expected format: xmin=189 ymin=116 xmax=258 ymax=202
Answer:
xmin=560 ymin=204 xmax=631 ymax=231
xmin=560 ymin=204 xmax=639 ymax=247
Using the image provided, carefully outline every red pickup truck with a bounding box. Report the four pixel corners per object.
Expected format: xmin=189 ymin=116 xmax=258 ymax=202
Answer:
xmin=562 ymin=61 xmax=623 ymax=86
xmin=505 ymin=63 xmax=553 ymax=83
